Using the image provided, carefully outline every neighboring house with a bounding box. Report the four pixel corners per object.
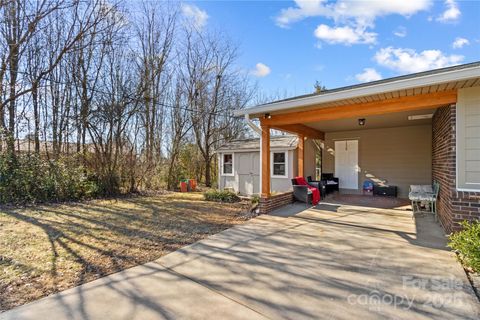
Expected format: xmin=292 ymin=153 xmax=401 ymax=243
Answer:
xmin=2 ymin=139 xmax=96 ymax=154
xmin=216 ymin=135 xmax=319 ymax=195
xmin=233 ymin=61 xmax=480 ymax=233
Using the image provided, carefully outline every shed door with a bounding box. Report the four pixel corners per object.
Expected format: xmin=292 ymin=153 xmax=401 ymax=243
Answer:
xmin=238 ymin=153 xmax=260 ymax=195
xmin=252 ymin=153 xmax=260 ymax=194
xmin=334 ymin=140 xmax=358 ymax=190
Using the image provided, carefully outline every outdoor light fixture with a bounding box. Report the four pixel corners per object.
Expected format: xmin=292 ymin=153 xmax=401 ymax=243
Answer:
xmin=408 ymin=114 xmax=433 ymax=120
xmin=358 ymin=118 xmax=366 ymax=126
xmin=264 ymin=113 xmax=271 ymax=119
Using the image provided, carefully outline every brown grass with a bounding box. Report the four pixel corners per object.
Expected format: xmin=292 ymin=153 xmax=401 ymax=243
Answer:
xmin=0 ymin=193 xmax=250 ymax=311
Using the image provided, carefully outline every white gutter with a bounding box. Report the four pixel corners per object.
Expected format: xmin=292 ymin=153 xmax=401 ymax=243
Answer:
xmin=234 ymin=64 xmax=480 ymax=117
xmin=244 ymin=114 xmax=262 ymax=135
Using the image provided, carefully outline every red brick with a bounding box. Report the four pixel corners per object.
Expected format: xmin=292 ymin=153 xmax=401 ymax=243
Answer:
xmin=433 ymin=104 xmax=480 ymax=232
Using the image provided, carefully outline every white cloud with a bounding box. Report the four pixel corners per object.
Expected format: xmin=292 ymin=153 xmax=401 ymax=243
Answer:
xmin=276 ymin=0 xmax=432 ymax=28
xmin=314 ymin=24 xmax=376 ymax=45
xmin=393 ymin=26 xmax=407 ymax=38
xmin=276 ymin=1 xmax=430 ymax=46
xmin=437 ymin=0 xmax=461 ymax=22
xmin=181 ymin=4 xmax=208 ymax=29
xmin=374 ymin=47 xmax=464 ymax=73
xmin=452 ymin=37 xmax=469 ymax=49
xmin=251 ymin=63 xmax=271 ymax=77
xmin=355 ymin=68 xmax=382 ymax=82
xmin=276 ymin=0 xmax=329 ymax=28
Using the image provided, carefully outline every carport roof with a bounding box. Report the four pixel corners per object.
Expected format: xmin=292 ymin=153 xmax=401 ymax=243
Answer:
xmin=216 ymin=135 xmax=298 ymax=152
xmin=234 ymin=61 xmax=480 ymax=118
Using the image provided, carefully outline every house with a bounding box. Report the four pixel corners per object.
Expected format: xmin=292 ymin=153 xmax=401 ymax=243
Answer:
xmin=3 ymin=139 xmax=97 ymax=154
xmin=233 ymin=61 xmax=480 ymax=233
xmin=216 ymin=135 xmax=319 ymax=195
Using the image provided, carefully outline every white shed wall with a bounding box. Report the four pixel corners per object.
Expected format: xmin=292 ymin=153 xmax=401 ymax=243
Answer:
xmin=217 ymin=139 xmax=317 ymax=196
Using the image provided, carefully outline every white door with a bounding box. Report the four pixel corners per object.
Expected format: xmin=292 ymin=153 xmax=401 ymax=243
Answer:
xmin=238 ymin=153 xmax=254 ymax=195
xmin=334 ymin=140 xmax=358 ymax=190
xmin=238 ymin=153 xmax=260 ymax=195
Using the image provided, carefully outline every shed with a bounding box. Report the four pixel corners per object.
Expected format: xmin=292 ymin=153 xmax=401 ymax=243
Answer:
xmin=216 ymin=135 xmax=319 ymax=195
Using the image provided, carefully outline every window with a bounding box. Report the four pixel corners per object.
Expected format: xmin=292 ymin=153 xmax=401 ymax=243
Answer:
xmin=457 ymin=87 xmax=480 ymax=191
xmin=272 ymin=151 xmax=287 ymax=177
xmin=222 ymin=153 xmax=233 ymax=176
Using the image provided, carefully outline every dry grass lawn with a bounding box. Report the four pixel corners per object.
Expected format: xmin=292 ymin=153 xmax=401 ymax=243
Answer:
xmin=0 ymin=193 xmax=250 ymax=311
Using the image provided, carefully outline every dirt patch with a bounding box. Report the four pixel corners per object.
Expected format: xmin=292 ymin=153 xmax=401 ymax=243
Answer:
xmin=0 ymin=193 xmax=250 ymax=311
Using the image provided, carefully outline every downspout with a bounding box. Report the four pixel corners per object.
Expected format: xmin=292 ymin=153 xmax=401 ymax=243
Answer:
xmin=244 ymin=114 xmax=262 ymax=135
xmin=244 ymin=114 xmax=263 ymax=195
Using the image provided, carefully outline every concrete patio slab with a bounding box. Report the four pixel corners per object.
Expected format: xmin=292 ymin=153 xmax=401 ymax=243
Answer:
xmin=0 ymin=260 xmax=266 ymax=320
xmin=2 ymin=201 xmax=479 ymax=320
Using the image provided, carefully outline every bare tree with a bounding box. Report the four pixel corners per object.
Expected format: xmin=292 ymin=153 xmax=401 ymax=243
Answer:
xmin=87 ymin=35 xmax=139 ymax=194
xmin=180 ymin=29 xmax=250 ymax=187
xmin=0 ymin=0 xmax=119 ymax=156
xmin=0 ymin=0 xmax=253 ymax=197
xmin=165 ymin=81 xmax=192 ymax=190
xmin=133 ymin=1 xmax=177 ymax=187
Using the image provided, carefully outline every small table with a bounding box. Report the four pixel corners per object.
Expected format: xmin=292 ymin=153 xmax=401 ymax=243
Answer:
xmin=373 ymin=185 xmax=397 ymax=197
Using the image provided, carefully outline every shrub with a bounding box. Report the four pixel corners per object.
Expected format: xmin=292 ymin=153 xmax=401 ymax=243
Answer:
xmin=203 ymin=189 xmax=240 ymax=203
xmin=448 ymin=220 xmax=480 ymax=273
xmin=0 ymin=154 xmax=102 ymax=204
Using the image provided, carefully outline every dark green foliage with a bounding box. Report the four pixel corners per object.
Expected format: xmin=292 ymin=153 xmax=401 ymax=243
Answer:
xmin=0 ymin=154 xmax=102 ymax=204
xmin=448 ymin=220 xmax=480 ymax=272
xmin=314 ymin=80 xmax=327 ymax=93
xmin=203 ymin=189 xmax=240 ymax=203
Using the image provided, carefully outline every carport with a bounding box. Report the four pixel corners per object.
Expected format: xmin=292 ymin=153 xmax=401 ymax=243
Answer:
xmin=235 ymin=62 xmax=480 ymax=232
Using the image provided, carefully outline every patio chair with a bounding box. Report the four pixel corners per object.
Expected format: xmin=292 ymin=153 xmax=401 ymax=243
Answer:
xmin=321 ymin=173 xmax=339 ymax=194
xmin=409 ymin=181 xmax=440 ymax=220
xmin=291 ymin=178 xmax=313 ymax=205
xmin=307 ymin=176 xmax=326 ymax=198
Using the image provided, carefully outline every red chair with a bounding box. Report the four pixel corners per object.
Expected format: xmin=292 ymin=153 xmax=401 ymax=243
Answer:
xmin=294 ymin=176 xmax=321 ymax=205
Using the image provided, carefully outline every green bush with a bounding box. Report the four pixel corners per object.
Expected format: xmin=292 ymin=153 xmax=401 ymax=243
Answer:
xmin=0 ymin=154 xmax=102 ymax=204
xmin=203 ymin=189 xmax=240 ymax=203
xmin=448 ymin=220 xmax=480 ymax=272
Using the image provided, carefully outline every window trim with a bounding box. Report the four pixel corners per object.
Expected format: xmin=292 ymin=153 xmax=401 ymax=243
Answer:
xmin=221 ymin=153 xmax=234 ymax=177
xmin=271 ymin=151 xmax=288 ymax=178
xmin=456 ymin=87 xmax=480 ymax=191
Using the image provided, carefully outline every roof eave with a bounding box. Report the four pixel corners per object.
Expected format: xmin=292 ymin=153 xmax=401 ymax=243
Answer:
xmin=234 ymin=64 xmax=480 ymax=117
xmin=215 ymin=146 xmax=297 ymax=153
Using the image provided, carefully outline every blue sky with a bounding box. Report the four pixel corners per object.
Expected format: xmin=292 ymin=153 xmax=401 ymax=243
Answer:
xmin=182 ymin=0 xmax=480 ymax=97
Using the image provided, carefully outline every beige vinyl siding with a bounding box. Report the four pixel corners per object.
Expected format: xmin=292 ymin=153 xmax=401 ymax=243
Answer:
xmin=304 ymin=139 xmax=318 ymax=179
xmin=457 ymin=87 xmax=480 ymax=190
xmin=322 ymin=125 xmax=432 ymax=198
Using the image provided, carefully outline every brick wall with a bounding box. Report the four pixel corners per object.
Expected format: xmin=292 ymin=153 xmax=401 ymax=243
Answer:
xmin=259 ymin=192 xmax=294 ymax=214
xmin=432 ymin=104 xmax=480 ymax=233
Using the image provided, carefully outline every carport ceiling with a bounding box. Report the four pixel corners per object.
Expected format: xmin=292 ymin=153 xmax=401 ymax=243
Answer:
xmin=306 ymin=108 xmax=437 ymax=132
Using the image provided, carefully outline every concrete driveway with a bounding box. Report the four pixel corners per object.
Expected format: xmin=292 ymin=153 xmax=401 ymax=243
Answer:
xmin=2 ymin=201 xmax=479 ymax=320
